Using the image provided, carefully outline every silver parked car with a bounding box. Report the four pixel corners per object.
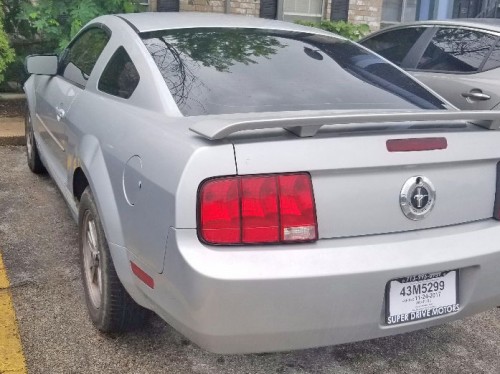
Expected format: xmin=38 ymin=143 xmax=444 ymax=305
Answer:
xmin=24 ymin=12 xmax=500 ymax=353
xmin=360 ymin=19 xmax=500 ymax=110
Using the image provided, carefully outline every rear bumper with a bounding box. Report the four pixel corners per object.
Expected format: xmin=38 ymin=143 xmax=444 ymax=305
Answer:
xmin=139 ymin=220 xmax=500 ymax=353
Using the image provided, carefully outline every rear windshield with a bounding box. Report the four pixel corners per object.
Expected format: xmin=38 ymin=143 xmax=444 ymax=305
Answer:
xmin=141 ymin=28 xmax=447 ymax=116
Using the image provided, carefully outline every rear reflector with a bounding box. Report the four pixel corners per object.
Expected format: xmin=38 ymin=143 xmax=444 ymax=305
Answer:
xmin=131 ymin=261 xmax=155 ymax=289
xmin=387 ymin=137 xmax=447 ymax=152
xmin=494 ymin=162 xmax=500 ymax=220
xmin=198 ymin=173 xmax=318 ymax=245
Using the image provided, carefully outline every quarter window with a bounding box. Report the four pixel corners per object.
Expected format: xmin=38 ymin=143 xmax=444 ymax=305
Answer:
xmin=416 ymin=28 xmax=496 ymax=73
xmin=59 ymin=27 xmax=110 ymax=87
xmin=361 ymin=27 xmax=426 ymax=66
xmin=98 ymin=47 xmax=140 ymax=99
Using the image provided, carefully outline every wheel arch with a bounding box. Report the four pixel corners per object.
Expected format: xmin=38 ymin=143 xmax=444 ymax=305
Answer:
xmin=73 ymin=135 xmax=150 ymax=309
xmin=73 ymin=135 xmax=124 ymax=246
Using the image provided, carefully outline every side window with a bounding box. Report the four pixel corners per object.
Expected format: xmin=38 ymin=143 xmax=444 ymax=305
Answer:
xmin=361 ymin=27 xmax=426 ymax=66
xmin=416 ymin=28 xmax=496 ymax=73
xmin=98 ymin=47 xmax=140 ymax=99
xmin=482 ymin=40 xmax=500 ymax=71
xmin=59 ymin=27 xmax=110 ymax=87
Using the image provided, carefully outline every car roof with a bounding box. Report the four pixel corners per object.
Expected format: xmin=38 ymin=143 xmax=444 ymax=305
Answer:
xmin=378 ymin=18 xmax=500 ymax=34
xmin=115 ymin=11 xmax=331 ymax=34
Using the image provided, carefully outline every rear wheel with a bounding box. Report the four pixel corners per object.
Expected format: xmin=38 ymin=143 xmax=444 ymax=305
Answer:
xmin=79 ymin=187 xmax=149 ymax=332
xmin=25 ymin=110 xmax=46 ymax=174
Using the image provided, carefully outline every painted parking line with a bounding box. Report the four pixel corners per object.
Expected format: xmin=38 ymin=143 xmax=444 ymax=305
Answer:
xmin=0 ymin=251 xmax=27 ymax=374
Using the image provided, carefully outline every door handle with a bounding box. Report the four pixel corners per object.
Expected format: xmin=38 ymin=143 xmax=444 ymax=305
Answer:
xmin=461 ymin=91 xmax=491 ymax=101
xmin=55 ymin=107 xmax=66 ymax=121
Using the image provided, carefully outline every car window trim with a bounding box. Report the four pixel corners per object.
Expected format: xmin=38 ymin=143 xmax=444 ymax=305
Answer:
xmin=114 ymin=15 xmax=140 ymax=34
xmin=62 ymin=22 xmax=112 ymax=53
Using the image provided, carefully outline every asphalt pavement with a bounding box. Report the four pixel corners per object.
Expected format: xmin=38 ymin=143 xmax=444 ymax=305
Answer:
xmin=1 ymin=145 xmax=500 ymax=373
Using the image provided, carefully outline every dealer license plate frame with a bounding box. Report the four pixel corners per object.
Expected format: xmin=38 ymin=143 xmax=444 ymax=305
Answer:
xmin=385 ymin=269 xmax=459 ymax=326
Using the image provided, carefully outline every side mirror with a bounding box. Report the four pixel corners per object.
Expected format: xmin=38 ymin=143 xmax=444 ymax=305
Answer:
xmin=25 ymin=55 xmax=58 ymax=75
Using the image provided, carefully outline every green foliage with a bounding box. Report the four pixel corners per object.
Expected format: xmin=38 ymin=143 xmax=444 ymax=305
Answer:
xmin=2 ymin=1 xmax=32 ymax=37
xmin=18 ymin=0 xmax=141 ymax=50
xmin=295 ymin=20 xmax=370 ymax=41
xmin=0 ymin=1 xmax=15 ymax=84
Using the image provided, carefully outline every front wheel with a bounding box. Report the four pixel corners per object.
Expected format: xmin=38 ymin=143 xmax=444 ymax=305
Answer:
xmin=79 ymin=187 xmax=149 ymax=332
xmin=25 ymin=110 xmax=46 ymax=174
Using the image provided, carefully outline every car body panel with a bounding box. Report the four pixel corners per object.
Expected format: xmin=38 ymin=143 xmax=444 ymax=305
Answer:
xmin=23 ymin=13 xmax=500 ymax=353
xmin=117 ymin=11 xmax=337 ymax=35
xmin=232 ymin=128 xmax=499 ymax=238
xmin=152 ymin=223 xmax=500 ymax=353
xmin=59 ymin=80 xmax=238 ymax=273
xmin=34 ymin=75 xmax=80 ymax=177
xmin=410 ymin=68 xmax=500 ymax=110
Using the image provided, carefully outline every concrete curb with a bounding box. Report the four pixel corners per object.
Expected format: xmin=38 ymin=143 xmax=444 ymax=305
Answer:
xmin=0 ymin=117 xmax=25 ymax=146
xmin=0 ymin=93 xmax=25 ymax=100
xmin=0 ymin=136 xmax=24 ymax=146
xmin=1 ymin=95 xmax=26 ymax=146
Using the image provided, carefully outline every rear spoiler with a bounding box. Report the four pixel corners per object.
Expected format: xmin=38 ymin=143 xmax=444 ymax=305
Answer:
xmin=189 ymin=109 xmax=500 ymax=140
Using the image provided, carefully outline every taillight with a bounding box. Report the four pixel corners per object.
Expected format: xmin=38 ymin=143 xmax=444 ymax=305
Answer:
xmin=198 ymin=178 xmax=240 ymax=244
xmin=198 ymin=173 xmax=318 ymax=245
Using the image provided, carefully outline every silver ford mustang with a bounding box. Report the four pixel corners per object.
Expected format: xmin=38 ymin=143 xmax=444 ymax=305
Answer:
xmin=24 ymin=12 xmax=500 ymax=353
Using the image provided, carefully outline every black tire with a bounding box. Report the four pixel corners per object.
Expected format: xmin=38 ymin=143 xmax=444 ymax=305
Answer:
xmin=25 ymin=109 xmax=46 ymax=174
xmin=79 ymin=187 xmax=149 ymax=332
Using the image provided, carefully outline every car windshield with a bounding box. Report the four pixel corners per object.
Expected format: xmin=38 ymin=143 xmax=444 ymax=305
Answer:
xmin=141 ymin=28 xmax=447 ymax=116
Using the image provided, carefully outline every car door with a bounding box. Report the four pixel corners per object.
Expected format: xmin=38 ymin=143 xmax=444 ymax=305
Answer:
xmin=408 ymin=27 xmax=500 ymax=110
xmin=35 ymin=27 xmax=110 ymax=182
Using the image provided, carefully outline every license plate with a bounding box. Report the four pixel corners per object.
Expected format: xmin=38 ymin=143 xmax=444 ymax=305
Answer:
xmin=385 ymin=270 xmax=459 ymax=325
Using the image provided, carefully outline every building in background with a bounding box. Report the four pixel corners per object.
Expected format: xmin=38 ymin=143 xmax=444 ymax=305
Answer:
xmin=147 ymin=0 xmax=499 ymax=30
xmin=380 ymin=0 xmax=499 ymax=27
xmin=146 ymin=0 xmax=383 ymax=30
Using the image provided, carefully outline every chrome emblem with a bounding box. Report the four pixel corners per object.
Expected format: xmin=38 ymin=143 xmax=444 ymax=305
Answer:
xmin=400 ymin=176 xmax=436 ymax=220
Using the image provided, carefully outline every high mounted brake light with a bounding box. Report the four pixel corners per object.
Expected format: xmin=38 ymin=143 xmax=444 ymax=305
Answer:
xmin=198 ymin=173 xmax=318 ymax=245
xmin=386 ymin=137 xmax=447 ymax=152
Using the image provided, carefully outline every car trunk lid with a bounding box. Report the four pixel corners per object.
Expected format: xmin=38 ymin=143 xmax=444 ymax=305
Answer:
xmin=190 ymin=110 xmax=500 ymax=239
xmin=229 ymin=126 xmax=499 ymax=239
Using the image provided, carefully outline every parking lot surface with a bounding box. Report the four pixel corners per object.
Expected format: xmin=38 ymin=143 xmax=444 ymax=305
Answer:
xmin=1 ymin=145 xmax=500 ymax=374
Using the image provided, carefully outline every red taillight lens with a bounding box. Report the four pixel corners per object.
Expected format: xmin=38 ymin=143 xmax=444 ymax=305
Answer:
xmin=241 ymin=176 xmax=279 ymax=243
xmin=199 ymin=178 xmax=241 ymax=244
xmin=198 ymin=173 xmax=318 ymax=245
